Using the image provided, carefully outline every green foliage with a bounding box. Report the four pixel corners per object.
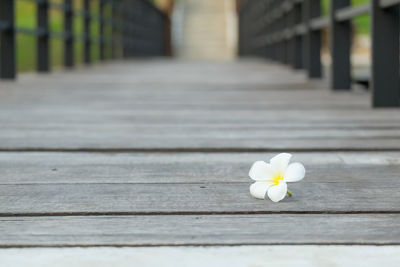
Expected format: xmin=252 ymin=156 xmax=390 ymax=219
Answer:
xmin=16 ymin=0 xmax=36 ymax=71
xmin=352 ymin=0 xmax=370 ymax=34
xmin=321 ymin=0 xmax=370 ymax=35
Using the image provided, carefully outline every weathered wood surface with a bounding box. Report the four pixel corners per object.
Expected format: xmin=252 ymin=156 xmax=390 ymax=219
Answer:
xmin=0 ymin=60 xmax=399 ymax=247
xmin=1 ymin=214 xmax=399 ymax=246
xmin=2 ymin=246 xmax=400 ymax=267
xmin=2 ymin=127 xmax=400 ymax=150
xmin=1 ymin=182 xmax=400 ymax=214
xmin=1 ymin=152 xmax=400 ymax=184
xmin=0 ymin=61 xmax=399 ymax=150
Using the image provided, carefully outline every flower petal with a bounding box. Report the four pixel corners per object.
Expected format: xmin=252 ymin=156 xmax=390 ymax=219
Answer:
xmin=270 ymin=153 xmax=292 ymax=173
xmin=284 ymin=162 xmax=305 ymax=182
xmin=250 ymin=182 xmax=272 ymax=199
xmin=249 ymin=161 xmax=275 ymax=181
xmin=267 ymin=181 xmax=287 ymax=202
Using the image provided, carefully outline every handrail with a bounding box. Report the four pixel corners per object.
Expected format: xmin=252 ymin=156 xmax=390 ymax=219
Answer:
xmin=0 ymin=0 xmax=169 ymax=79
xmin=335 ymin=3 xmax=370 ymax=22
xmin=380 ymin=0 xmax=400 ymax=8
xmin=309 ymin=17 xmax=329 ymax=30
xmin=238 ymin=0 xmax=400 ymax=108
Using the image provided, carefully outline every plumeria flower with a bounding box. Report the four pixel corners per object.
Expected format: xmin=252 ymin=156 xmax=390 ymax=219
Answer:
xmin=249 ymin=153 xmax=305 ymax=202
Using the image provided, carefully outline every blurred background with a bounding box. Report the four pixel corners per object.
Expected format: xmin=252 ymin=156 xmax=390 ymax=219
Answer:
xmin=16 ymin=0 xmax=370 ymax=69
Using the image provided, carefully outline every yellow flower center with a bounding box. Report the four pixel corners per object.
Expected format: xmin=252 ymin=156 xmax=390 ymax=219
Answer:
xmin=272 ymin=173 xmax=284 ymax=185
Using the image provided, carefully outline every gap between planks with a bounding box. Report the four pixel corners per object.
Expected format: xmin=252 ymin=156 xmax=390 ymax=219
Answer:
xmin=1 ymin=210 xmax=400 ymax=217
xmin=2 ymin=243 xmax=400 ymax=248
xmin=2 ymin=148 xmax=400 ymax=153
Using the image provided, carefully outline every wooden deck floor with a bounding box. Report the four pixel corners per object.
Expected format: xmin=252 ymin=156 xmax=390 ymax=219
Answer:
xmin=0 ymin=59 xmax=400 ymax=247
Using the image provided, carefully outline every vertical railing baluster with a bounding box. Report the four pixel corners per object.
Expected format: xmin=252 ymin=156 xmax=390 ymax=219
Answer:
xmin=264 ymin=1 xmax=270 ymax=60
xmin=283 ymin=5 xmax=290 ymax=65
xmin=83 ymin=0 xmax=91 ymax=64
xmin=303 ymin=0 xmax=321 ymax=78
xmin=288 ymin=4 xmax=296 ymax=68
xmin=282 ymin=7 xmax=288 ymax=64
xmin=37 ymin=0 xmax=50 ymax=72
xmin=330 ymin=0 xmax=351 ymax=90
xmin=122 ymin=1 xmax=129 ymax=58
xmin=279 ymin=16 xmax=285 ymax=63
xmin=272 ymin=2 xmax=277 ymax=61
xmin=0 ymin=0 xmax=16 ymax=79
xmin=277 ymin=15 xmax=282 ymax=62
xmin=238 ymin=8 xmax=243 ymax=56
xmin=64 ymin=0 xmax=74 ymax=68
xmin=129 ymin=1 xmax=135 ymax=58
xmin=371 ymin=0 xmax=400 ymax=107
xmin=280 ymin=15 xmax=283 ymax=62
xmin=111 ymin=0 xmax=117 ymax=59
xmin=283 ymin=13 xmax=287 ymax=63
xmin=293 ymin=2 xmax=303 ymax=69
xmin=261 ymin=2 xmax=266 ymax=59
xmin=162 ymin=13 xmax=168 ymax=56
xmin=99 ymin=0 xmax=105 ymax=60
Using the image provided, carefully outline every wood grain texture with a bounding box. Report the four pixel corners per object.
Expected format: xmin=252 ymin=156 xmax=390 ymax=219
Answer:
xmin=0 ymin=182 xmax=399 ymax=214
xmin=0 ymin=60 xmax=399 ymax=150
xmin=2 ymin=127 xmax=400 ymax=150
xmin=1 ymin=152 xmax=400 ymax=184
xmin=0 ymin=60 xmax=399 ymax=247
xmin=0 ymin=214 xmax=399 ymax=246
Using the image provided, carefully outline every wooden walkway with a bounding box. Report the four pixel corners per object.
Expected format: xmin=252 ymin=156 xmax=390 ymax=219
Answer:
xmin=0 ymin=59 xmax=400 ymax=247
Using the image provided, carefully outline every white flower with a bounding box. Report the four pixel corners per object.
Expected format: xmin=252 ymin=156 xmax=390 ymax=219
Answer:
xmin=249 ymin=153 xmax=305 ymax=202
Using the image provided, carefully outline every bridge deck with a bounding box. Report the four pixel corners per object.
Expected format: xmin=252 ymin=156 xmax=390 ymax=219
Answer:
xmin=0 ymin=59 xmax=399 ymax=247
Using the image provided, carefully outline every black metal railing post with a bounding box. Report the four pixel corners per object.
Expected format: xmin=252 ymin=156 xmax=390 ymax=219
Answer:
xmin=0 ymin=0 xmax=16 ymax=79
xmin=238 ymin=8 xmax=243 ymax=56
xmin=111 ymin=0 xmax=118 ymax=59
xmin=283 ymin=6 xmax=289 ymax=64
xmin=293 ymin=1 xmax=303 ymax=69
xmin=264 ymin=1 xmax=270 ymax=59
xmin=279 ymin=15 xmax=286 ymax=63
xmin=288 ymin=3 xmax=296 ymax=68
xmin=37 ymin=0 xmax=50 ymax=72
xmin=128 ymin=1 xmax=134 ymax=58
xmin=371 ymin=0 xmax=400 ymax=107
xmin=122 ymin=1 xmax=129 ymax=58
xmin=64 ymin=0 xmax=74 ymax=68
xmin=99 ymin=0 xmax=105 ymax=61
xmin=330 ymin=0 xmax=351 ymax=90
xmin=83 ymin=0 xmax=91 ymax=64
xmin=240 ymin=1 xmax=249 ymax=57
xmin=303 ymin=0 xmax=322 ymax=78
xmin=271 ymin=3 xmax=277 ymax=61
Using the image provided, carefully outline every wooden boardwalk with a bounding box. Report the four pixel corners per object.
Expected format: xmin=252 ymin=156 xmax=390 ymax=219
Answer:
xmin=0 ymin=59 xmax=400 ymax=247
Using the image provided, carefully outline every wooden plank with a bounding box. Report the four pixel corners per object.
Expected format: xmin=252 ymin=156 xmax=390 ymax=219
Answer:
xmin=1 ymin=152 xmax=400 ymax=184
xmin=4 ymin=106 xmax=400 ymax=122
xmin=2 ymin=120 xmax=400 ymax=150
xmin=1 ymin=246 xmax=399 ymax=266
xmin=0 ymin=181 xmax=399 ymax=214
xmin=0 ymin=214 xmax=399 ymax=246
xmin=0 ymin=134 xmax=399 ymax=150
xmin=0 ymin=151 xmax=398 ymax=214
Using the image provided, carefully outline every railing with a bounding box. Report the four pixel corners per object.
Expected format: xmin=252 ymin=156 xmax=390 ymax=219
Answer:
xmin=238 ymin=0 xmax=400 ymax=107
xmin=0 ymin=0 xmax=169 ymax=80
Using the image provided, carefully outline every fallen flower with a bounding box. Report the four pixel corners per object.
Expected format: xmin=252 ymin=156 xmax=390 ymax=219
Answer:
xmin=249 ymin=153 xmax=305 ymax=202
